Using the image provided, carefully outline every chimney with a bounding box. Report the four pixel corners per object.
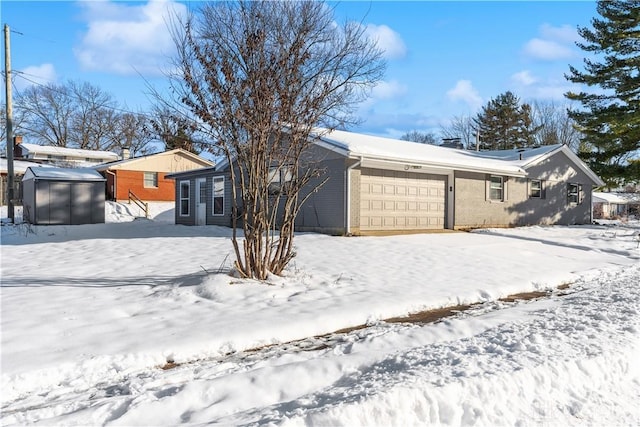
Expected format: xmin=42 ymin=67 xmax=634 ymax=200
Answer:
xmin=121 ymin=147 xmax=130 ymax=160
xmin=12 ymin=135 xmax=23 ymax=159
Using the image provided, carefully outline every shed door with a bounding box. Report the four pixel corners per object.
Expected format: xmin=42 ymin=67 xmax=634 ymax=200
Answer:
xmin=360 ymin=168 xmax=446 ymax=231
xmin=46 ymin=182 xmax=72 ymax=225
xmin=71 ymin=183 xmax=93 ymax=225
xmin=195 ymin=178 xmax=207 ymax=225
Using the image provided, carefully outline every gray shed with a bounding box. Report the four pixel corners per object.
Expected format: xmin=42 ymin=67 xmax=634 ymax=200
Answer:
xmin=22 ymin=167 xmax=106 ymax=225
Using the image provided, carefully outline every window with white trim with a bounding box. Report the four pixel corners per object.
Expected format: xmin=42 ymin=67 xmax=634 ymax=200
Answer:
xmin=213 ymin=176 xmax=224 ymax=215
xmin=568 ymin=183 xmax=580 ymax=204
xmin=179 ymin=181 xmax=190 ymax=216
xmin=144 ymin=172 xmax=158 ymax=188
xmin=530 ymin=179 xmax=542 ymax=198
xmin=489 ymin=175 xmax=504 ymax=201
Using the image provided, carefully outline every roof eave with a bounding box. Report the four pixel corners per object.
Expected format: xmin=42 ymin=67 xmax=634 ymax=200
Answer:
xmin=522 ymin=145 xmax=605 ymax=187
xmin=349 ymin=153 xmax=527 ymax=177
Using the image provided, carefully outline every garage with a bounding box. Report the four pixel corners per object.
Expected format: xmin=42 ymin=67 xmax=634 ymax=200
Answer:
xmin=360 ymin=168 xmax=447 ymax=231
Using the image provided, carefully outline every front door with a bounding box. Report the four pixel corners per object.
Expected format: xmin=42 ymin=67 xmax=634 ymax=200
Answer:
xmin=196 ymin=178 xmax=206 ymax=225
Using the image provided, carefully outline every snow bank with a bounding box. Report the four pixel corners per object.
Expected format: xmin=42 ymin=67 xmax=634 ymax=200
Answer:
xmin=1 ymin=218 xmax=639 ymax=426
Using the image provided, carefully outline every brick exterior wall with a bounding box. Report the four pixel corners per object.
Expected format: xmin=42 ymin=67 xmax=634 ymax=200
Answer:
xmin=114 ymin=170 xmax=175 ymax=201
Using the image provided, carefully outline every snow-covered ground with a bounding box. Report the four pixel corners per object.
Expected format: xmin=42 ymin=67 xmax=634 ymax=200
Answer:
xmin=1 ymin=202 xmax=639 ymax=426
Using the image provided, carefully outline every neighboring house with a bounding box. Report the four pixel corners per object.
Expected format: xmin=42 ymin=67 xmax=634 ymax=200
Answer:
xmin=22 ymin=166 xmax=106 ymax=225
xmin=167 ymin=129 xmax=604 ymax=234
xmin=14 ymin=140 xmax=119 ymax=167
xmin=0 ymin=158 xmax=53 ymax=205
xmin=95 ymin=149 xmax=214 ymax=202
xmin=593 ymin=192 xmax=640 ymax=219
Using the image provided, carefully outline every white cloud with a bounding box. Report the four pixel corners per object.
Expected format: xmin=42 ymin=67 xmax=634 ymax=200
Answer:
xmin=15 ymin=63 xmax=57 ymax=91
xmin=371 ymin=80 xmax=408 ymax=100
xmin=531 ymin=81 xmax=576 ymax=100
xmin=357 ymin=79 xmax=408 ymax=112
xmin=364 ymin=24 xmax=407 ymax=60
xmin=74 ymin=0 xmax=187 ymax=76
xmin=446 ymin=80 xmax=483 ymax=110
xmin=540 ymin=23 xmax=579 ymax=44
xmin=523 ymin=38 xmax=575 ymax=61
xmin=511 ymin=70 xmax=538 ymax=86
xmin=523 ymin=24 xmax=579 ymax=61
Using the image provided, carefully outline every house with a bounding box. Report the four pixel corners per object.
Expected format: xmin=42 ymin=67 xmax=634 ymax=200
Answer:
xmin=95 ymin=149 xmax=214 ymax=203
xmin=22 ymin=166 xmax=106 ymax=225
xmin=1 ymin=158 xmax=52 ymax=205
xmin=593 ymin=192 xmax=640 ymax=219
xmin=167 ymin=129 xmax=604 ymax=234
xmin=14 ymin=139 xmax=120 ymax=167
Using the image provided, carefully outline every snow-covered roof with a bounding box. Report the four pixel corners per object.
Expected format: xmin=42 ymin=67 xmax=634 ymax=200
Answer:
xmin=23 ymin=166 xmax=106 ymax=181
xmin=94 ymin=149 xmax=213 ymax=170
xmin=313 ymin=129 xmax=605 ymax=185
xmin=0 ymin=158 xmax=53 ymax=174
xmin=593 ymin=192 xmax=640 ymax=204
xmin=313 ymin=129 xmax=561 ymax=176
xmin=472 ymin=145 xmax=563 ymax=163
xmin=19 ymin=143 xmax=119 ymax=160
xmin=199 ymin=128 xmax=604 ymax=184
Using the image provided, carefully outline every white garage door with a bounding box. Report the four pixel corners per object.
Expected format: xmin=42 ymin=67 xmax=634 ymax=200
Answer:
xmin=360 ymin=168 xmax=446 ymax=231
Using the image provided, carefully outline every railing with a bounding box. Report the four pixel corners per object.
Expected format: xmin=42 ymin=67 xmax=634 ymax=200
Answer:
xmin=128 ymin=190 xmax=149 ymax=218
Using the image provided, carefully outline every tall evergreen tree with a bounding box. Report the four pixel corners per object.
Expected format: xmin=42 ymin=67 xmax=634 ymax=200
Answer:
xmin=565 ymin=0 xmax=640 ymax=187
xmin=473 ymin=91 xmax=539 ymax=150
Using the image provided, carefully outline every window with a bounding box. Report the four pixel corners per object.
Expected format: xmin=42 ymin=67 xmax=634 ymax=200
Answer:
xmin=530 ymin=180 xmax=542 ymax=198
xmin=144 ymin=172 xmax=158 ymax=188
xmin=568 ymin=183 xmax=580 ymax=204
xmin=268 ymin=166 xmax=293 ymax=195
xmin=199 ymin=180 xmax=206 ymax=204
xmin=213 ymin=176 xmax=224 ymax=215
xmin=179 ymin=181 xmax=190 ymax=216
xmin=489 ymin=175 xmax=503 ymax=201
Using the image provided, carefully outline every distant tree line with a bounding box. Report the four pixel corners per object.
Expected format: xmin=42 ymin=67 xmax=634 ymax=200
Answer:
xmin=2 ymin=80 xmax=206 ymax=157
xmin=402 ymin=95 xmax=581 ymax=152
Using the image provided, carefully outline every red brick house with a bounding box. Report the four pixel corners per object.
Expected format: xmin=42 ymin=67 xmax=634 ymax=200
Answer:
xmin=95 ymin=149 xmax=213 ymax=202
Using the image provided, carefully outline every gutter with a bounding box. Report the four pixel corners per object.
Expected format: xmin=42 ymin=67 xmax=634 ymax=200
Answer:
xmin=357 ymin=154 xmax=527 ymax=177
xmin=345 ymin=156 xmax=363 ymax=235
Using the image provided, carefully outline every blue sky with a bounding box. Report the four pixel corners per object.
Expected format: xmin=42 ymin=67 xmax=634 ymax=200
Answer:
xmin=2 ymin=1 xmax=598 ymax=140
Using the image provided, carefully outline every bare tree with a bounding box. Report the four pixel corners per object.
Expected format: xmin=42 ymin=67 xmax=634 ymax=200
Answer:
xmin=167 ymin=1 xmax=384 ymax=279
xmin=109 ymin=112 xmax=157 ymax=157
xmin=16 ymin=82 xmax=74 ymax=146
xmin=440 ymin=115 xmax=477 ymax=150
xmin=531 ymin=100 xmax=582 ymax=151
xmin=149 ymin=107 xmax=204 ymax=154
xmin=400 ymin=130 xmax=438 ymax=145
xmin=68 ymin=81 xmax=119 ymax=150
xmin=14 ymin=80 xmax=152 ymax=153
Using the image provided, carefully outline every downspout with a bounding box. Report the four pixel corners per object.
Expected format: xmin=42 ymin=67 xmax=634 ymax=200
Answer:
xmin=345 ymin=157 xmax=363 ymax=235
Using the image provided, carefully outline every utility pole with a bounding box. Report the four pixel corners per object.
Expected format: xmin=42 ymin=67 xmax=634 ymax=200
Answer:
xmin=4 ymin=24 xmax=14 ymax=222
